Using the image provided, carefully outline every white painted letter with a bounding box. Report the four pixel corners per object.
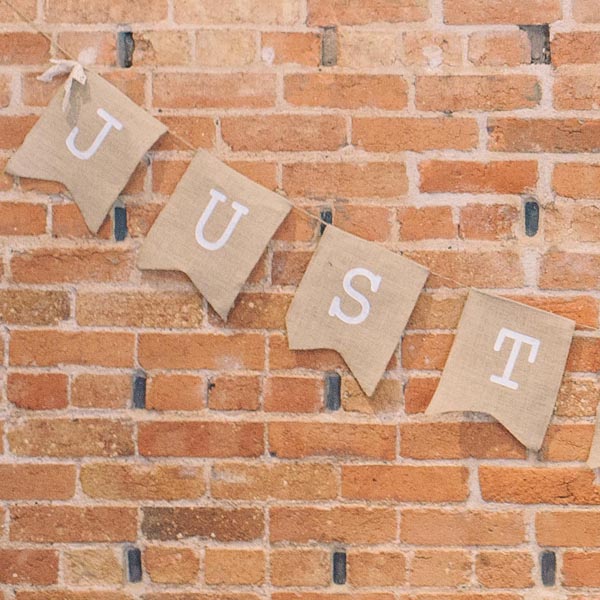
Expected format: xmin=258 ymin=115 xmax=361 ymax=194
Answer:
xmin=195 ymin=188 xmax=249 ymax=251
xmin=328 ymin=267 xmax=382 ymax=326
xmin=66 ymin=108 xmax=123 ymax=160
xmin=490 ymin=327 xmax=540 ymax=390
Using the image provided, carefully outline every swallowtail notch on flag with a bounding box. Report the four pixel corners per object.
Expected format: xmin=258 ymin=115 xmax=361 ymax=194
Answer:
xmin=138 ymin=150 xmax=291 ymax=320
xmin=5 ymin=66 xmax=167 ymax=233
xmin=286 ymin=226 xmax=429 ymax=396
xmin=427 ymin=290 xmax=575 ymax=451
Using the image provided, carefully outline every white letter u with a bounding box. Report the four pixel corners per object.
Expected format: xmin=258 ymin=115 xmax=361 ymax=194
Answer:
xmin=66 ymin=108 xmax=123 ymax=160
xmin=195 ymin=188 xmax=249 ymax=251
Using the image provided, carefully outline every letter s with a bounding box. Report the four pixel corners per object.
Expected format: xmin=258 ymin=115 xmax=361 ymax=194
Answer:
xmin=328 ymin=267 xmax=382 ymax=325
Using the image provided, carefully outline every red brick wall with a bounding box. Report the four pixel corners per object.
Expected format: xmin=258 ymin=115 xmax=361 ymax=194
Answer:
xmin=0 ymin=0 xmax=599 ymax=596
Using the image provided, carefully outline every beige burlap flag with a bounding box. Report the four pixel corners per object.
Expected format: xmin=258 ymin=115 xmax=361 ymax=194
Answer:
xmin=587 ymin=404 xmax=600 ymax=469
xmin=6 ymin=68 xmax=166 ymax=232
xmin=286 ymin=226 xmax=429 ymax=396
xmin=427 ymin=290 xmax=575 ymax=451
xmin=138 ymin=150 xmax=291 ymax=320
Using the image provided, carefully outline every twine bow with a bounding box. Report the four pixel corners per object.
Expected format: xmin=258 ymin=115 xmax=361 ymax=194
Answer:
xmin=37 ymin=59 xmax=87 ymax=112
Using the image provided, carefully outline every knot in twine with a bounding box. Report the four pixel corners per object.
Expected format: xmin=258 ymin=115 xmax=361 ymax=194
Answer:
xmin=37 ymin=59 xmax=87 ymax=112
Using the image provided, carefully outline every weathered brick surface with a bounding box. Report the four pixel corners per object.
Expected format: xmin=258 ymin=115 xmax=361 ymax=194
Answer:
xmin=0 ymin=0 xmax=595 ymax=596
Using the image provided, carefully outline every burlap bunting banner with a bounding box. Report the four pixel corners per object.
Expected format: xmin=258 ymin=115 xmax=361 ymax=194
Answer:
xmin=427 ymin=290 xmax=575 ymax=451
xmin=138 ymin=150 xmax=291 ymax=320
xmin=286 ymin=226 xmax=429 ymax=396
xmin=6 ymin=69 xmax=166 ymax=233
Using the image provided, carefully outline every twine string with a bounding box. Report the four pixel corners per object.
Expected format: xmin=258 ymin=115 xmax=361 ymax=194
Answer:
xmin=1 ymin=0 xmax=596 ymax=332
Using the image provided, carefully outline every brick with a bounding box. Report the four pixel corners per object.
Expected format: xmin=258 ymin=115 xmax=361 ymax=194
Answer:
xmin=410 ymin=550 xmax=471 ymax=587
xmin=476 ymin=551 xmax=534 ymax=588
xmin=152 ymin=159 xmax=189 ymax=195
xmin=563 ymin=552 xmax=600 ymax=586
xmin=154 ymin=116 xmax=215 ymax=151
xmin=264 ymin=376 xmax=323 ymax=413
xmin=208 ymin=375 xmax=261 ymax=411
xmin=272 ymin=596 xmax=392 ymax=600
xmin=77 ymin=291 xmax=203 ymax=328
xmin=153 ymin=73 xmax=276 ymax=108
xmin=270 ymin=506 xmax=396 ymax=543
xmin=341 ymin=378 xmax=402 ymax=414
xmin=399 ymin=206 xmax=457 ymax=241
xmin=147 ymin=374 xmax=204 ymax=411
xmin=402 ymin=333 xmax=453 ymax=370
xmin=139 ymin=421 xmax=264 ymax=457
xmin=541 ymin=252 xmax=600 ymax=290
xmin=81 ymin=463 xmax=206 ymax=500
xmin=401 ymin=423 xmax=526 ymax=459
xmin=408 ymin=292 xmax=466 ymax=330
xmin=342 ymin=465 xmax=468 ymax=502
xmin=7 ymin=373 xmax=68 ymax=410
xmin=0 ymin=464 xmax=75 ymax=500
xmin=283 ymin=162 xmax=407 ymax=199
xmin=126 ymin=203 xmax=162 ymax=237
xmin=308 ymin=0 xmax=429 ymax=25
xmin=45 ymin=0 xmax=168 ymax=22
xmin=0 ymin=549 xmax=58 ymax=585
xmin=196 ymin=30 xmax=255 ymax=66
xmin=0 ymin=157 xmax=14 ymax=190
xmin=567 ymin=338 xmax=600 ymax=372
xmin=348 ymin=551 xmax=406 ymax=586
xmin=0 ymin=289 xmax=69 ymax=326
xmin=553 ymin=164 xmax=600 ymax=198
xmin=269 ymin=333 xmax=352 ymax=371
xmin=406 ymin=250 xmax=524 ymax=288
xmin=0 ymin=0 xmax=35 ymax=21
xmin=404 ymin=377 xmax=439 ymax=414
xmin=227 ymin=161 xmax=278 ymax=191
xmin=52 ymin=204 xmax=111 ymax=239
xmin=16 ymin=593 xmax=132 ymax=600
xmin=0 ymin=116 xmax=38 ymax=149
xmin=141 ymin=596 xmax=256 ymax=600
xmin=334 ymin=205 xmax=393 ymax=242
xmin=444 ymin=0 xmax=561 ymax=24
xmin=11 ymin=506 xmax=137 ymax=542
xmin=144 ymin=546 xmax=199 ymax=584
xmin=536 ymin=511 xmax=600 ymax=546
xmin=10 ymin=330 xmax=134 ymax=367
xmin=506 ymin=295 xmax=598 ymax=329
xmin=8 ymin=418 xmax=134 ymax=457
xmin=488 ymin=118 xmax=600 ymax=153
xmin=139 ymin=333 xmax=264 ymax=370
xmin=353 ymin=117 xmax=478 ymax=152
xmin=480 ymin=466 xmax=600 ymax=505
xmin=271 ymin=549 xmax=329 ymax=586
xmin=554 ymin=71 xmax=600 ymax=109
xmin=222 ymin=115 xmax=346 ymax=152
xmin=402 ymin=509 xmax=525 ymax=545
xmin=133 ymin=31 xmax=191 ymax=66
xmin=0 ymin=202 xmax=45 ymax=235
xmin=404 ymin=31 xmax=462 ymax=67
xmin=174 ymin=0 xmax=302 ymax=24
xmin=0 ymin=33 xmax=49 ymax=64
xmin=274 ymin=210 xmax=317 ymax=243
xmin=285 ymin=74 xmax=408 ymax=110
xmin=574 ymin=0 xmax=600 ymax=21
xmin=460 ymin=204 xmax=518 ymax=240
xmin=211 ymin=462 xmax=337 ymax=500
xmin=469 ymin=31 xmax=531 ymax=66
xmin=540 ymin=424 xmax=593 ymax=462
xmin=420 ymin=160 xmax=537 ymax=194
xmin=555 ymin=377 xmax=600 ymax=417
xmin=142 ymin=507 xmax=263 ymax=541
xmin=262 ymin=32 xmax=321 ymax=66
xmin=11 ymin=247 xmax=134 ymax=283
xmin=64 ymin=549 xmax=122 ymax=585
xmin=338 ymin=30 xmax=402 ymax=68
xmin=269 ymin=421 xmax=395 ymax=460
xmin=72 ymin=374 xmax=130 ymax=409
xmin=553 ymin=33 xmax=600 ymax=66
xmin=57 ymin=32 xmax=116 ymax=65
xmin=416 ymin=75 xmax=539 ymax=111
xmin=272 ymin=250 xmax=313 ymax=286
xmin=103 ymin=71 xmax=147 ymax=105
xmin=205 ymin=549 xmax=265 ymax=585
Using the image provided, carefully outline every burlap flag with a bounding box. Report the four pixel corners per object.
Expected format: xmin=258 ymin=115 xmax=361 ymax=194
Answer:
xmin=286 ymin=226 xmax=429 ymax=396
xmin=6 ymin=69 xmax=166 ymax=232
xmin=587 ymin=404 xmax=600 ymax=469
xmin=138 ymin=150 xmax=291 ymax=320
xmin=427 ymin=290 xmax=575 ymax=451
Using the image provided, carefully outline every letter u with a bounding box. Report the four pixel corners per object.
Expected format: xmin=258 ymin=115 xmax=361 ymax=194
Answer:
xmin=195 ymin=188 xmax=249 ymax=251
xmin=66 ymin=108 xmax=123 ymax=160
